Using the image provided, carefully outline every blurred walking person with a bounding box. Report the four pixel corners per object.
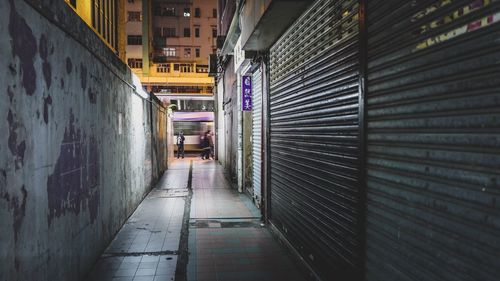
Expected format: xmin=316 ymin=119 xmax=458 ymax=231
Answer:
xmin=176 ymin=131 xmax=185 ymax=159
xmin=201 ymin=131 xmax=211 ymax=160
xmin=208 ymin=130 xmax=215 ymax=159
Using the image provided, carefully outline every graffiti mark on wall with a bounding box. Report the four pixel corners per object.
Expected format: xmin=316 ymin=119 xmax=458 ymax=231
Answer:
xmin=8 ymin=0 xmax=38 ymax=96
xmin=414 ymin=11 xmax=500 ymax=51
xmin=47 ymin=110 xmax=100 ymax=226
xmin=43 ymin=95 xmax=52 ymax=124
xmin=412 ymin=0 xmax=455 ymax=22
xmin=7 ymin=110 xmax=26 ymax=170
xmin=413 ymin=0 xmax=498 ymax=36
xmin=39 ymin=34 xmax=52 ymax=89
xmin=0 ymin=185 xmax=28 ymax=242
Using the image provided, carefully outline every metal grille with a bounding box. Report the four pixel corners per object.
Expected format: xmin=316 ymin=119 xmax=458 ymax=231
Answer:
xmin=365 ymin=1 xmax=500 ymax=280
xmin=270 ymin=0 xmax=359 ymax=84
xmin=252 ymin=67 xmax=263 ymax=207
xmin=269 ymin=0 xmax=362 ymax=279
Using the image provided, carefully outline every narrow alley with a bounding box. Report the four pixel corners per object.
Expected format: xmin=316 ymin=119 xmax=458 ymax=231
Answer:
xmin=2 ymin=0 xmax=500 ymax=281
xmin=85 ymin=158 xmax=308 ymax=281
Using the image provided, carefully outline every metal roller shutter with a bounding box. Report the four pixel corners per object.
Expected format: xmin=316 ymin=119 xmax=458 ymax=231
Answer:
xmin=365 ymin=1 xmax=500 ymax=280
xmin=269 ymin=0 xmax=362 ymax=279
xmin=252 ymin=67 xmax=263 ymax=207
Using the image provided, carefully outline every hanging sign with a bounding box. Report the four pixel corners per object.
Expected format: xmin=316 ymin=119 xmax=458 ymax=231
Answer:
xmin=234 ymin=36 xmax=245 ymax=72
xmin=242 ymin=76 xmax=252 ymax=111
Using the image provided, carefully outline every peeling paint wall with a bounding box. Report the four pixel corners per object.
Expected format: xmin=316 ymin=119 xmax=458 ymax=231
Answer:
xmin=0 ymin=1 xmax=168 ymax=280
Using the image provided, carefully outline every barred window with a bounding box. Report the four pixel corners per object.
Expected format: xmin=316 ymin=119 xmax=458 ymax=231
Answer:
xmin=127 ymin=35 xmax=142 ymax=45
xmin=92 ymin=0 xmax=118 ymax=50
xmin=127 ymin=58 xmax=143 ymax=69
xmin=157 ymin=63 xmax=170 ymax=73
xmin=127 ymin=11 xmax=141 ymax=22
xmin=163 ymin=48 xmax=177 ymax=57
xmin=164 ymin=27 xmax=176 ymax=37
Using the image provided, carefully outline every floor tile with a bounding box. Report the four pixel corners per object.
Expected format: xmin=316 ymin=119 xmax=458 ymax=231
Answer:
xmin=86 ymin=158 xmax=308 ymax=281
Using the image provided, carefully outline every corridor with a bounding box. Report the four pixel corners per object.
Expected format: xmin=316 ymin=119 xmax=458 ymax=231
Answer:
xmin=3 ymin=0 xmax=500 ymax=280
xmin=85 ymin=158 xmax=309 ymax=281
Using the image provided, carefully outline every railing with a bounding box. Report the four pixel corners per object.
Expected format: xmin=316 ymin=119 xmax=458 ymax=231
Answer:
xmin=151 ymin=62 xmax=209 ymax=75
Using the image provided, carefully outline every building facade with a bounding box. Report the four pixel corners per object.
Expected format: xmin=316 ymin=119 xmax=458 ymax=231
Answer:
xmin=125 ymin=0 xmax=217 ymax=152
xmin=125 ymin=0 xmax=216 ymax=97
xmin=64 ymin=0 xmax=127 ymax=61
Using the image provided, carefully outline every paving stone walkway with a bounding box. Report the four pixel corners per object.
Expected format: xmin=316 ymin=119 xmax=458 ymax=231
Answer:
xmin=85 ymin=157 xmax=309 ymax=281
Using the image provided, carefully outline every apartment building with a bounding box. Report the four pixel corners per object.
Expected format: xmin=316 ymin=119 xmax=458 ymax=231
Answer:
xmin=125 ymin=0 xmax=217 ymax=97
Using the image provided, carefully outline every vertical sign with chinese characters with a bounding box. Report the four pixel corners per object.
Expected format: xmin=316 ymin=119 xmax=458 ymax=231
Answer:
xmin=242 ymin=76 xmax=252 ymax=111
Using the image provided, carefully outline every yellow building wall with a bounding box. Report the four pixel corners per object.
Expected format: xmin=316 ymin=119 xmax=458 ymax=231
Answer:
xmin=65 ymin=0 xmax=126 ymax=62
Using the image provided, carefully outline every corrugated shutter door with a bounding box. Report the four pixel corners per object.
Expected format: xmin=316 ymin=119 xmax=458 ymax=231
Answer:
xmin=269 ymin=0 xmax=362 ymax=279
xmin=252 ymin=67 xmax=263 ymax=207
xmin=365 ymin=1 xmax=500 ymax=280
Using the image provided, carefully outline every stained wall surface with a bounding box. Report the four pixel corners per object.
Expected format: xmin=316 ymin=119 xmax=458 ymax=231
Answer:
xmin=0 ymin=1 xmax=167 ymax=280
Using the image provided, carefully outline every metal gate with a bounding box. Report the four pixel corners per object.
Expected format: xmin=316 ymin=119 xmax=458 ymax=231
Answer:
xmin=365 ymin=1 xmax=500 ymax=280
xmin=252 ymin=67 xmax=263 ymax=207
xmin=269 ymin=0 xmax=362 ymax=279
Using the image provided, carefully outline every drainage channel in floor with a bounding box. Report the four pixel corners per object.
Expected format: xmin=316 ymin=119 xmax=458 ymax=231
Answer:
xmin=189 ymin=219 xmax=263 ymax=229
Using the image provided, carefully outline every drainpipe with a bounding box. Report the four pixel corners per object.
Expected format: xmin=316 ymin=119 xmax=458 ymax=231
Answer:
xmin=142 ymin=0 xmax=150 ymax=75
xmin=149 ymin=91 xmax=155 ymax=183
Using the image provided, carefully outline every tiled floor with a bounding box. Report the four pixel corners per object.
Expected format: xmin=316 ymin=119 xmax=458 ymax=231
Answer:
xmin=105 ymin=197 xmax=184 ymax=254
xmin=85 ymin=159 xmax=189 ymax=281
xmin=85 ymin=255 xmax=177 ymax=281
xmin=187 ymin=160 xmax=307 ymax=281
xmin=86 ymin=157 xmax=309 ymax=281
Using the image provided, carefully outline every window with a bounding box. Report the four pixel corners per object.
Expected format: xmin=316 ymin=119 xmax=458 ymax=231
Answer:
xmin=195 ymin=27 xmax=200 ymax=38
xmin=127 ymin=11 xmax=141 ymax=21
xmin=183 ymin=8 xmax=191 ymax=17
xmin=195 ymin=48 xmax=200 ymax=58
xmin=91 ymin=0 xmax=118 ymax=50
xmin=184 ymin=48 xmax=191 ymax=58
xmin=127 ymin=58 xmax=142 ymax=69
xmin=157 ymin=63 xmax=170 ymax=73
xmin=212 ymin=28 xmax=217 ymax=38
xmin=162 ymin=48 xmax=176 ymax=57
xmin=196 ymin=64 xmax=208 ymax=73
xmin=195 ymin=8 xmax=201 ymax=17
xmin=163 ymin=7 xmax=176 ymax=16
xmin=127 ymin=35 xmax=142 ymax=45
xmin=213 ymin=8 xmax=217 ymax=18
xmin=184 ymin=28 xmax=190 ymax=37
xmin=174 ymin=64 xmax=180 ymax=71
xmin=164 ymin=27 xmax=176 ymax=37
xmin=180 ymin=64 xmax=193 ymax=73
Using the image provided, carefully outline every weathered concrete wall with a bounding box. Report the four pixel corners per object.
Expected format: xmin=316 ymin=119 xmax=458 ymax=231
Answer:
xmin=0 ymin=1 xmax=167 ymax=280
